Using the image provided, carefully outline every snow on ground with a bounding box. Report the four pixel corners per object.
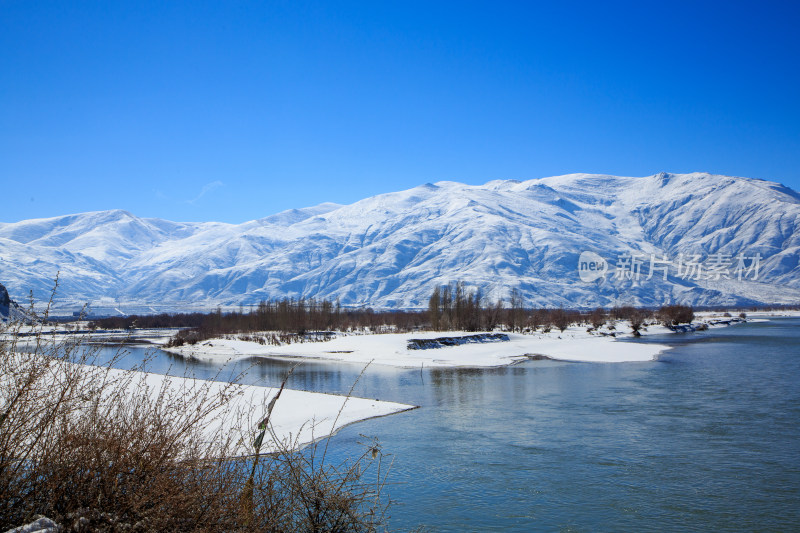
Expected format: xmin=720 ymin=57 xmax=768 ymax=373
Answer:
xmin=116 ymin=367 xmax=415 ymax=455
xmin=163 ymin=312 xmax=792 ymax=368
xmin=732 ymin=310 xmax=800 ymax=318
xmin=1 ymin=354 xmax=415 ymax=456
xmin=163 ymin=324 xmax=672 ymax=368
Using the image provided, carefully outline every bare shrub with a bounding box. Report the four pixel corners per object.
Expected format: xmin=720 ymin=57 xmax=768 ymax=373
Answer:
xmin=658 ymin=304 xmax=694 ymax=326
xmin=243 ymin=435 xmax=390 ymax=532
xmin=1 ymin=294 xmax=392 ymax=532
xmin=628 ymin=309 xmax=648 ymax=334
xmin=588 ymin=307 xmax=606 ymax=329
xmin=550 ymin=308 xmax=570 ymax=332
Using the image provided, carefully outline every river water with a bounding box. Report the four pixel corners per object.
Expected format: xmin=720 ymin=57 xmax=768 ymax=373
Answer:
xmin=102 ymin=318 xmax=800 ymax=532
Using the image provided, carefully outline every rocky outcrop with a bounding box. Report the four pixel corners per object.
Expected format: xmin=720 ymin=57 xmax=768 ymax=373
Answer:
xmin=407 ymin=333 xmax=510 ymax=350
xmin=0 ymin=282 xmax=11 ymax=318
xmin=0 ymin=282 xmax=24 ymax=323
xmin=0 ymin=282 xmax=10 ymax=307
xmin=3 ymin=516 xmax=61 ymax=533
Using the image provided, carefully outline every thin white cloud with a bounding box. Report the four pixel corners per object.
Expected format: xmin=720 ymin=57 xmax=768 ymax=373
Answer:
xmin=187 ymin=180 xmax=223 ymax=204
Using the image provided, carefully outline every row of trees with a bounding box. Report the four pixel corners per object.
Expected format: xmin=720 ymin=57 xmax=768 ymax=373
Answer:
xmin=426 ymin=284 xmax=576 ymax=332
xmin=89 ymin=287 xmax=698 ymax=343
xmin=90 ymin=298 xmax=428 ymax=344
xmin=426 ymin=283 xmax=695 ymax=332
xmin=428 ymin=282 xmax=490 ymax=331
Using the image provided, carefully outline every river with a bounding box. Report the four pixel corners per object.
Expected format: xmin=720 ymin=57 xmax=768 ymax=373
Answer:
xmin=99 ymin=317 xmax=800 ymax=532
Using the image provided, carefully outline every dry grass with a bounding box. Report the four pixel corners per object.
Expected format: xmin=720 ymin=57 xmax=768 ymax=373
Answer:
xmin=0 ymin=293 xmax=392 ymax=532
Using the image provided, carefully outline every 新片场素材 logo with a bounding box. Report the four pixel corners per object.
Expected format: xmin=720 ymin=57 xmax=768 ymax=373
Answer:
xmin=577 ymin=250 xmax=763 ymax=283
xmin=578 ymin=251 xmax=608 ymax=282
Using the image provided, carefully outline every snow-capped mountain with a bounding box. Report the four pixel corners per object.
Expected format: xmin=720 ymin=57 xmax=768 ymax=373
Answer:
xmin=1 ymin=172 xmax=799 ymax=311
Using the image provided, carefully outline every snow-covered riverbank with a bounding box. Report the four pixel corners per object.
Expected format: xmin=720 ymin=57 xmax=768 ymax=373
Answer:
xmin=159 ymin=313 xmax=774 ymax=368
xmin=1 ymin=351 xmax=415 ymax=456
xmin=162 ymin=324 xmax=671 ymax=368
xmin=112 ymin=367 xmax=416 ymax=455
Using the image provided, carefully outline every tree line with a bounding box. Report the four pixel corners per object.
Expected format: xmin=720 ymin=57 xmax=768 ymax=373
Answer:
xmin=89 ymin=298 xmax=427 ymax=345
xmin=89 ymin=285 xmax=698 ymax=345
xmin=426 ymin=282 xmax=696 ymax=333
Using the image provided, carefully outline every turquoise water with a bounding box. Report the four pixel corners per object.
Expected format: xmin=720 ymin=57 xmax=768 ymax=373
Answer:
xmin=104 ymin=318 xmax=800 ymax=532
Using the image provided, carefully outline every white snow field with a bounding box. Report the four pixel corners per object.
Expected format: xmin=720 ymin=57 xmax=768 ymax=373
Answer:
xmin=1 ymin=172 xmax=799 ymax=310
xmin=163 ymin=325 xmax=673 ymax=368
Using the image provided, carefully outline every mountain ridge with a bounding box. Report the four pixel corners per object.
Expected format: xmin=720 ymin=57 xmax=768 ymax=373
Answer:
xmin=1 ymin=172 xmax=798 ymax=310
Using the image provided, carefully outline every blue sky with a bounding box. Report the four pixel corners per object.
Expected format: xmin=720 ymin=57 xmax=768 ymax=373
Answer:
xmin=2 ymin=1 xmax=799 ymax=223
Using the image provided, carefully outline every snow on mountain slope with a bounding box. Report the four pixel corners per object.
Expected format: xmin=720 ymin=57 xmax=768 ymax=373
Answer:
xmin=1 ymin=173 xmax=798 ymax=310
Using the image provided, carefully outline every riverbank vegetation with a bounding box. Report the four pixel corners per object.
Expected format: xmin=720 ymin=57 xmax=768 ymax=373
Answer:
xmin=87 ymin=282 xmax=701 ymax=347
xmin=1 ymin=306 xmax=392 ymax=532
